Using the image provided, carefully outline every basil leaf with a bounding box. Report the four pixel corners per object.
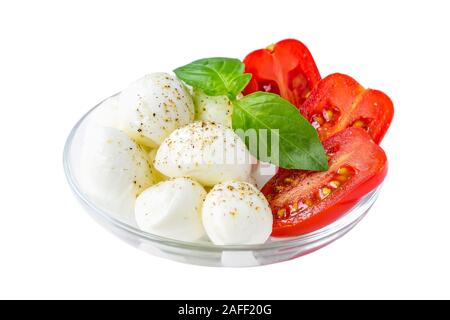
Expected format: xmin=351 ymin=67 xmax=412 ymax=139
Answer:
xmin=229 ymin=73 xmax=252 ymax=97
xmin=232 ymin=92 xmax=329 ymax=171
xmin=174 ymin=58 xmax=252 ymax=99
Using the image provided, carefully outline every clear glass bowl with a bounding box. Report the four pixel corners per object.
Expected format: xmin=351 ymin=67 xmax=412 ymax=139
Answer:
xmin=63 ymin=94 xmax=382 ymax=267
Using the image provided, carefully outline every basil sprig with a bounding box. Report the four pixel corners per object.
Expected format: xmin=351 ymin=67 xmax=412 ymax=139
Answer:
xmin=174 ymin=58 xmax=328 ymax=171
xmin=174 ymin=58 xmax=251 ymax=100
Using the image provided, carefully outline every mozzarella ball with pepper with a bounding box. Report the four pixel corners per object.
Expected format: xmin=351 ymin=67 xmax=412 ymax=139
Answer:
xmin=193 ymin=89 xmax=233 ymax=127
xmin=80 ymin=127 xmax=154 ymax=220
xmin=135 ymin=178 xmax=207 ymax=242
xmin=154 ymin=121 xmax=253 ymax=186
xmin=118 ymin=73 xmax=194 ymax=148
xmin=202 ymin=181 xmax=273 ymax=245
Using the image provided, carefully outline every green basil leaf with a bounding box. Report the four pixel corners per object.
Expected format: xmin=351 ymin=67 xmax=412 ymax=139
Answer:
xmin=174 ymin=58 xmax=252 ymax=99
xmin=229 ymin=73 xmax=252 ymax=97
xmin=232 ymin=92 xmax=329 ymax=171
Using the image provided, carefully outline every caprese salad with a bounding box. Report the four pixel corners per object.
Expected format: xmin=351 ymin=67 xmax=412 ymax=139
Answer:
xmin=79 ymin=38 xmax=393 ymax=245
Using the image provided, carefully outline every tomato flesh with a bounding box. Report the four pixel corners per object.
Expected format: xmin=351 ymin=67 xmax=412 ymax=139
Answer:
xmin=243 ymin=39 xmax=321 ymax=108
xmin=301 ymin=73 xmax=394 ymax=144
xmin=262 ymin=128 xmax=388 ymax=237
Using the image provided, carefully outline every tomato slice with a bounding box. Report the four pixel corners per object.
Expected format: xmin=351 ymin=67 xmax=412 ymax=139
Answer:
xmin=243 ymin=39 xmax=321 ymax=108
xmin=301 ymin=73 xmax=394 ymax=144
xmin=261 ymin=128 xmax=388 ymax=237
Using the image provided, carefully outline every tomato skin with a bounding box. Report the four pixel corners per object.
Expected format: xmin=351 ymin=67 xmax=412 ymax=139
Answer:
xmin=301 ymin=73 xmax=394 ymax=144
xmin=356 ymin=89 xmax=394 ymax=144
xmin=243 ymin=39 xmax=321 ymax=108
xmin=262 ymin=128 xmax=388 ymax=237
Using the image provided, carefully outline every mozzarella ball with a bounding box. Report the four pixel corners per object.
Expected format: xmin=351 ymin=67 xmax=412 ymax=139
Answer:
xmin=202 ymin=181 xmax=273 ymax=245
xmin=154 ymin=121 xmax=253 ymax=186
xmin=118 ymin=73 xmax=194 ymax=148
xmin=135 ymin=178 xmax=207 ymax=242
xmin=80 ymin=127 xmax=154 ymax=220
xmin=193 ymin=89 xmax=233 ymax=127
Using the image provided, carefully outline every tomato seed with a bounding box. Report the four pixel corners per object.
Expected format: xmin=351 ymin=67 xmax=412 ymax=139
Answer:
xmin=277 ymin=208 xmax=286 ymax=218
xmin=329 ymin=180 xmax=341 ymax=188
xmin=320 ymin=187 xmax=332 ymax=199
xmin=352 ymin=119 xmax=369 ymax=130
xmin=323 ymin=109 xmax=334 ymax=121
xmin=284 ymin=177 xmax=294 ymax=184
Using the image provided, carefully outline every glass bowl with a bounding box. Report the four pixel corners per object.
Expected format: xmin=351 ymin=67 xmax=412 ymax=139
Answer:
xmin=63 ymin=94 xmax=382 ymax=267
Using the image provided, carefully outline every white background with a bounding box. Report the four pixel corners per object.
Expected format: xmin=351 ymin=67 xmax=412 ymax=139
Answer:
xmin=1 ymin=0 xmax=449 ymax=299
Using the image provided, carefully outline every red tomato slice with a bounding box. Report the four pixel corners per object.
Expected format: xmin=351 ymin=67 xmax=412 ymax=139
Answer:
xmin=301 ymin=73 xmax=394 ymax=144
xmin=243 ymin=39 xmax=321 ymax=108
xmin=261 ymin=128 xmax=388 ymax=237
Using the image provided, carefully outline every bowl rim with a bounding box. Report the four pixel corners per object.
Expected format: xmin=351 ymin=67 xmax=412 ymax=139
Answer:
xmin=63 ymin=94 xmax=381 ymax=252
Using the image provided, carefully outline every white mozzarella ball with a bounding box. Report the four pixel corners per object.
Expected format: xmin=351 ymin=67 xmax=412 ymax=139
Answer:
xmin=135 ymin=178 xmax=207 ymax=242
xmin=193 ymin=89 xmax=233 ymax=127
xmin=118 ymin=73 xmax=194 ymax=148
xmin=80 ymin=127 xmax=154 ymax=220
xmin=202 ymin=181 xmax=273 ymax=245
xmin=154 ymin=121 xmax=253 ymax=186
